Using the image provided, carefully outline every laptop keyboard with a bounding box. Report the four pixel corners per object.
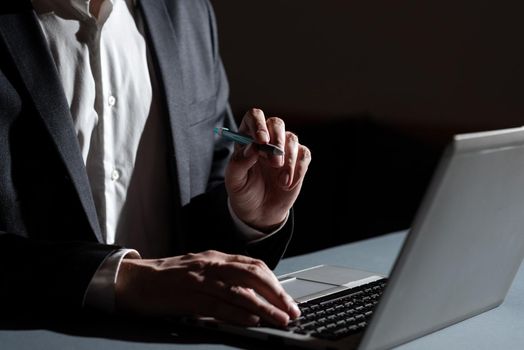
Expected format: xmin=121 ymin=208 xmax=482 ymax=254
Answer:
xmin=285 ymin=278 xmax=387 ymax=340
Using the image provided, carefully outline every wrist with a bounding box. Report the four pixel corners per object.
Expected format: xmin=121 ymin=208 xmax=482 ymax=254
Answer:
xmin=115 ymin=258 xmax=149 ymax=314
xmin=227 ymin=198 xmax=289 ymax=235
xmin=242 ymin=210 xmax=288 ymax=233
xmin=228 ymin=198 xmax=287 ymax=233
xmin=83 ymin=249 xmax=140 ymax=312
xmin=250 ymin=217 xmax=287 ymax=233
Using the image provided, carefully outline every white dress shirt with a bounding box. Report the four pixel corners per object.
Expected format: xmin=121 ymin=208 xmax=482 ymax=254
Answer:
xmin=33 ymin=0 xmax=176 ymax=258
xmin=32 ymin=0 xmax=286 ymax=312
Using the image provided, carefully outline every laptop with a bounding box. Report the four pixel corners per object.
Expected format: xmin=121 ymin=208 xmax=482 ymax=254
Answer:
xmin=181 ymin=126 xmax=524 ymax=349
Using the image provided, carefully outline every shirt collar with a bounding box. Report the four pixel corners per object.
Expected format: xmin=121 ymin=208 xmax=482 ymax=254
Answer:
xmin=32 ymin=0 xmax=123 ymax=24
xmin=73 ymin=0 xmax=115 ymax=24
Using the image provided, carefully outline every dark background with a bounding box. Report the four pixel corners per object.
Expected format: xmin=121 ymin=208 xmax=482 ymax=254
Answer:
xmin=210 ymin=0 xmax=524 ymax=257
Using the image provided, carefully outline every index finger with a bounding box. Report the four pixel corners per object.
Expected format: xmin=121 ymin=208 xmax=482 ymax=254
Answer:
xmin=207 ymin=261 xmax=300 ymax=319
xmin=239 ymin=108 xmax=270 ymax=144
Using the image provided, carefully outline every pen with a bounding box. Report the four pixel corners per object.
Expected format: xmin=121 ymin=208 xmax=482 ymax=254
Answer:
xmin=214 ymin=127 xmax=284 ymax=156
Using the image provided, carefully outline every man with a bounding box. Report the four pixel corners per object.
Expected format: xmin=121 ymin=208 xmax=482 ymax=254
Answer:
xmin=0 ymin=0 xmax=311 ymax=327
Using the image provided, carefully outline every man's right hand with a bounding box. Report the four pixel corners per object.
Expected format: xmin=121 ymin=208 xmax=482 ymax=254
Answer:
xmin=115 ymin=250 xmax=300 ymax=326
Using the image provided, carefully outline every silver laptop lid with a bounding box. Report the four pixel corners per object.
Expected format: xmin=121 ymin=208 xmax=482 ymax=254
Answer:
xmin=359 ymin=127 xmax=524 ymax=350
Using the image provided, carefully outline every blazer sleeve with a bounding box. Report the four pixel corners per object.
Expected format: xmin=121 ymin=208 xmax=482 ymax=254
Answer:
xmin=0 ymin=232 xmax=118 ymax=320
xmin=181 ymin=185 xmax=294 ymax=270
xmin=179 ymin=1 xmax=294 ymax=269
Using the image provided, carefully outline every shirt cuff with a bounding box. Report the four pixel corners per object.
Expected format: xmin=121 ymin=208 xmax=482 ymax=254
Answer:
xmin=83 ymin=248 xmax=141 ymax=313
xmin=228 ymin=197 xmax=289 ymax=242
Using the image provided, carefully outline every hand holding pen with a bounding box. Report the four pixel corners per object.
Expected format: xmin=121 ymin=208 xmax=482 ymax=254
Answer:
xmin=221 ymin=108 xmax=312 ymax=232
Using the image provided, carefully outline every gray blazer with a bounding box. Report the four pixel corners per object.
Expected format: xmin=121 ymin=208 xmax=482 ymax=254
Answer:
xmin=0 ymin=0 xmax=293 ymax=320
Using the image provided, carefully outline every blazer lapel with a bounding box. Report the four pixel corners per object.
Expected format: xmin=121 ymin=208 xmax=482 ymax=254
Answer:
xmin=0 ymin=6 xmax=103 ymax=242
xmin=138 ymin=0 xmax=191 ymax=206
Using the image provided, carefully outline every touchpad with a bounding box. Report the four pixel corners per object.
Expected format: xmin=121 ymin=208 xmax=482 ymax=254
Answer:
xmin=281 ymin=278 xmax=337 ymax=300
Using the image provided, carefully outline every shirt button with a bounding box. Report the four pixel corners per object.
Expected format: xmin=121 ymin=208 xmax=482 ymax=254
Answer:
xmin=111 ymin=169 xmax=120 ymax=181
xmin=108 ymin=95 xmax=116 ymax=107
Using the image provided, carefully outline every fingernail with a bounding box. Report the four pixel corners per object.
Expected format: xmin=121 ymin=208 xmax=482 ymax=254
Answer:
xmin=280 ymin=314 xmax=290 ymax=326
xmin=247 ymin=315 xmax=261 ymax=326
xmin=290 ymin=303 xmax=301 ymax=318
xmin=280 ymin=171 xmax=290 ymax=187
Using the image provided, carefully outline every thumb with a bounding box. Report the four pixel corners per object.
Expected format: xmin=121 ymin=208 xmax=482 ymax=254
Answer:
xmin=226 ymin=143 xmax=259 ymax=192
